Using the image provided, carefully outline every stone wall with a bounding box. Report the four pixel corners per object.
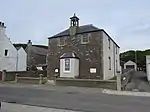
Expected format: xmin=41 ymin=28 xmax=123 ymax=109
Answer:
xmin=4 ymin=70 xmax=47 ymax=81
xmin=17 ymin=77 xmax=40 ymax=84
xmin=47 ymin=31 xmax=103 ymax=79
xmin=56 ymin=78 xmax=117 ymax=90
xmin=4 ymin=72 xmax=16 ymax=81
xmin=6 ymin=71 xmax=47 ymax=77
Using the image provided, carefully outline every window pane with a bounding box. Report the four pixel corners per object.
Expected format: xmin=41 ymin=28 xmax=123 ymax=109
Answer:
xmin=65 ymin=59 xmax=70 ymax=71
xmin=4 ymin=49 xmax=8 ymax=56
xmin=109 ymin=57 xmax=111 ymax=70
xmin=108 ymin=39 xmax=110 ymax=49
xmin=116 ymin=60 xmax=118 ymax=71
xmin=59 ymin=38 xmax=66 ymax=46
xmin=81 ymin=34 xmax=89 ymax=44
xmin=83 ymin=37 xmax=88 ymax=42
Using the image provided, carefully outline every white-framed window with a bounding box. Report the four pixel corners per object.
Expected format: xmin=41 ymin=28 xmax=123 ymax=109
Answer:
xmin=108 ymin=38 xmax=111 ymax=49
xmin=58 ymin=37 xmax=66 ymax=46
xmin=81 ymin=34 xmax=90 ymax=44
xmin=4 ymin=49 xmax=8 ymax=57
xmin=109 ymin=57 xmax=111 ymax=70
xmin=64 ymin=58 xmax=70 ymax=72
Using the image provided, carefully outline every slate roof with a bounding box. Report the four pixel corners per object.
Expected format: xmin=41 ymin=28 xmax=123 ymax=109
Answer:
xmin=13 ymin=43 xmax=48 ymax=66
xmin=13 ymin=43 xmax=48 ymax=51
xmin=31 ymin=46 xmax=47 ymax=56
xmin=29 ymin=45 xmax=48 ymax=65
xmin=48 ymin=24 xmax=120 ymax=48
xmin=60 ymin=52 xmax=79 ymax=59
xmin=49 ymin=24 xmax=100 ymax=38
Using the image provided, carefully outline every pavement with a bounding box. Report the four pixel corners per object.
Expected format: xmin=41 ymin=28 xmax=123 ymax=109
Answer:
xmin=0 ymin=102 xmax=80 ymax=112
xmin=0 ymin=84 xmax=150 ymax=112
xmin=103 ymin=89 xmax=150 ymax=97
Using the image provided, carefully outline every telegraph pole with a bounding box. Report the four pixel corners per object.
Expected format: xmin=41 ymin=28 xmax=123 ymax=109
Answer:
xmin=135 ymin=50 xmax=137 ymax=71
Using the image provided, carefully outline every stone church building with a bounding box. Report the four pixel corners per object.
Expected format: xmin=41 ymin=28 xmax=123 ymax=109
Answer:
xmin=47 ymin=14 xmax=120 ymax=80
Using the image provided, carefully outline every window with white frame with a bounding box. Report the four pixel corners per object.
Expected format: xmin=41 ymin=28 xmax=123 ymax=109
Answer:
xmin=64 ymin=58 xmax=70 ymax=72
xmin=109 ymin=57 xmax=111 ymax=70
xmin=4 ymin=49 xmax=8 ymax=56
xmin=81 ymin=34 xmax=90 ymax=44
xmin=58 ymin=37 xmax=66 ymax=46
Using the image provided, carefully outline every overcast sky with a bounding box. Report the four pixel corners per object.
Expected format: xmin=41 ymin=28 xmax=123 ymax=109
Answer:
xmin=0 ymin=0 xmax=150 ymax=52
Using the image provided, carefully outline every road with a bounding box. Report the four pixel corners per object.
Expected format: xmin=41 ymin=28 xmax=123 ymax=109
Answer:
xmin=0 ymin=102 xmax=79 ymax=112
xmin=0 ymin=84 xmax=150 ymax=112
xmin=126 ymin=71 xmax=150 ymax=92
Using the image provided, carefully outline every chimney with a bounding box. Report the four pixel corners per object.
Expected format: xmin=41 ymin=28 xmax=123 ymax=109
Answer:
xmin=27 ymin=40 xmax=32 ymax=71
xmin=28 ymin=40 xmax=32 ymax=44
xmin=0 ymin=22 xmax=6 ymax=28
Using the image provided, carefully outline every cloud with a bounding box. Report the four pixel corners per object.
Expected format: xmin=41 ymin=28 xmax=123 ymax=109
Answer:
xmin=0 ymin=0 xmax=150 ymax=52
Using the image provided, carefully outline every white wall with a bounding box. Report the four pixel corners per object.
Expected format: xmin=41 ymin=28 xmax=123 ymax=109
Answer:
xmin=115 ymin=43 xmax=120 ymax=73
xmin=17 ymin=47 xmax=27 ymax=71
xmin=124 ymin=60 xmax=137 ymax=70
xmin=60 ymin=58 xmax=79 ymax=78
xmin=74 ymin=58 xmax=79 ymax=77
xmin=102 ymin=31 xmax=120 ymax=80
xmin=146 ymin=56 xmax=150 ymax=81
xmin=0 ymin=26 xmax=18 ymax=71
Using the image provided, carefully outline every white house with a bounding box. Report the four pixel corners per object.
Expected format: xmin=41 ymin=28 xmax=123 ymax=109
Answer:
xmin=124 ymin=60 xmax=137 ymax=71
xmin=103 ymin=32 xmax=120 ymax=80
xmin=0 ymin=22 xmax=27 ymax=72
xmin=16 ymin=47 xmax=27 ymax=71
xmin=146 ymin=55 xmax=150 ymax=82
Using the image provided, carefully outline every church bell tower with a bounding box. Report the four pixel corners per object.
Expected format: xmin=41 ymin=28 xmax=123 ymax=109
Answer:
xmin=69 ymin=13 xmax=79 ymax=36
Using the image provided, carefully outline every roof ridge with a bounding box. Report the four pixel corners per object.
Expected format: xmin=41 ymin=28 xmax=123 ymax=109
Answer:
xmin=49 ymin=24 xmax=101 ymax=38
xmin=79 ymin=24 xmax=93 ymax=27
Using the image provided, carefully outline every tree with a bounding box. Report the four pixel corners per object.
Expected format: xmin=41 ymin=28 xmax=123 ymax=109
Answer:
xmin=120 ymin=49 xmax=150 ymax=70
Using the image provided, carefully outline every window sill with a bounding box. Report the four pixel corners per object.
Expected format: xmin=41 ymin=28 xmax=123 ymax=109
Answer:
xmin=4 ymin=56 xmax=9 ymax=58
xmin=81 ymin=42 xmax=89 ymax=45
xmin=58 ymin=45 xmax=66 ymax=47
xmin=63 ymin=71 xmax=71 ymax=73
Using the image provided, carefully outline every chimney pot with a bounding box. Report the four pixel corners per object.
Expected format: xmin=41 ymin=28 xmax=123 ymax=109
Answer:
xmin=28 ymin=40 xmax=32 ymax=44
xmin=2 ymin=23 xmax=4 ymax=26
